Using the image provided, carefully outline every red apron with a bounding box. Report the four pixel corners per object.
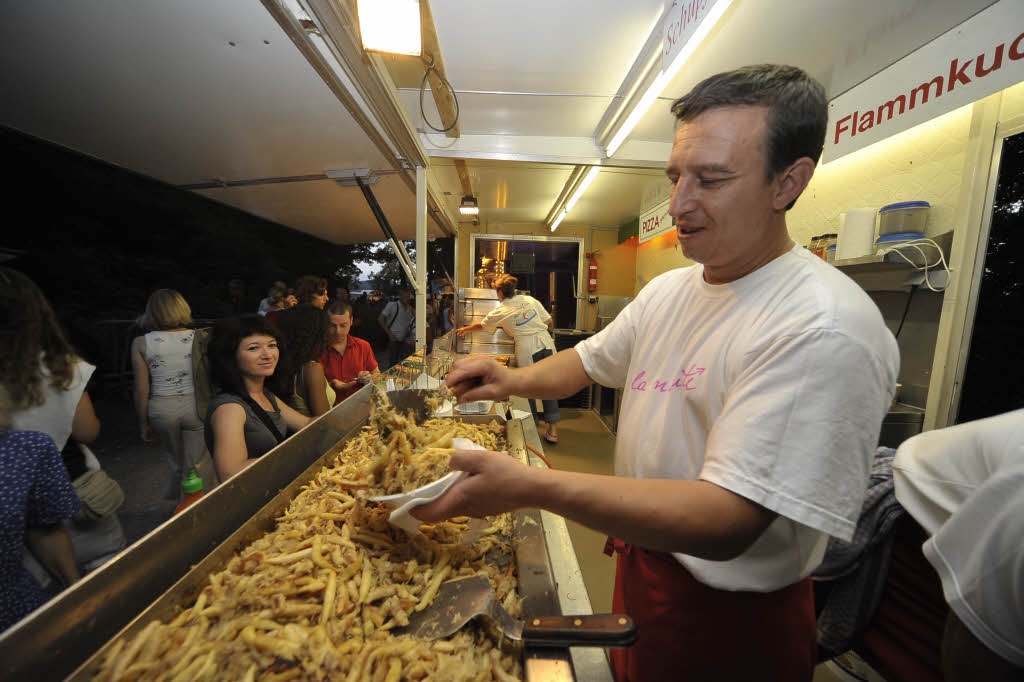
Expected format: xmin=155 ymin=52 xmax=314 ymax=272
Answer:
xmin=605 ymin=538 xmax=816 ymax=682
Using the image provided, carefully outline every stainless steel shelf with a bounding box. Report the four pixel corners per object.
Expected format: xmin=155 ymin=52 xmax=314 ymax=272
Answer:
xmin=833 ymin=230 xmax=953 ymax=291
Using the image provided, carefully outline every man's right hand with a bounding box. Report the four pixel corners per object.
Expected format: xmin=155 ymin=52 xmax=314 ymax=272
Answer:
xmin=445 ymin=356 xmax=517 ymax=402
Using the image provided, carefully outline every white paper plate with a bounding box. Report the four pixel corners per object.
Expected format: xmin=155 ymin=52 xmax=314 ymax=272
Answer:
xmin=370 ymin=438 xmax=484 ymax=535
xmin=454 ymin=400 xmax=493 ymax=415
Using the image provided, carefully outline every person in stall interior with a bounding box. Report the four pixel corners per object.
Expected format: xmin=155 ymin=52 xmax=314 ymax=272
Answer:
xmin=456 ymin=274 xmax=561 ymax=444
xmin=418 ymin=64 xmax=900 ymax=681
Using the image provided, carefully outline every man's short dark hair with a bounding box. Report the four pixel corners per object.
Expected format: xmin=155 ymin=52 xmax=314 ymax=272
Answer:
xmin=671 ymin=64 xmax=827 ymax=187
xmin=326 ymin=301 xmax=353 ymax=317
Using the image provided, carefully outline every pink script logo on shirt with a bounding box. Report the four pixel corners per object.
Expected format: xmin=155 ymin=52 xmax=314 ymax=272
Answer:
xmin=630 ymin=364 xmax=705 ymax=393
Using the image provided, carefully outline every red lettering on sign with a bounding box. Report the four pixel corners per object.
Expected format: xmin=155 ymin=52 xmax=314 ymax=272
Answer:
xmin=1010 ymin=31 xmax=1024 ymax=60
xmin=947 ymin=57 xmax=973 ymax=92
xmin=976 ymin=45 xmax=1004 ymax=77
xmin=858 ymin=110 xmax=875 ymax=133
xmin=641 ymin=214 xmax=662 ymax=236
xmin=909 ymin=76 xmax=944 ymax=109
xmin=831 ymin=28 xmax=1023 ymax=149
xmin=664 ymin=0 xmax=711 ymax=58
xmin=834 ymin=114 xmax=852 ymax=145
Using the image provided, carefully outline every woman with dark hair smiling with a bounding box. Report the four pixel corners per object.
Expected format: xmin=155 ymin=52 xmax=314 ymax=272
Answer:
xmin=204 ymin=315 xmax=310 ymax=481
xmin=271 ymin=304 xmax=335 ymax=417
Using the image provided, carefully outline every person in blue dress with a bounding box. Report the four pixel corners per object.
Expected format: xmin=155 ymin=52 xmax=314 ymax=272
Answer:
xmin=0 ymin=387 xmax=81 ymax=632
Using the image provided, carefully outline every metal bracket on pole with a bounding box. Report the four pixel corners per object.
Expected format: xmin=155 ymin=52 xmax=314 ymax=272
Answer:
xmin=353 ymin=176 xmax=420 ymax=293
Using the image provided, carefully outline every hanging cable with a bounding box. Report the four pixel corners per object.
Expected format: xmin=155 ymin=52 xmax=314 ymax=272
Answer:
xmin=876 ymin=237 xmax=951 ymax=292
xmin=894 ymin=284 xmax=918 ymax=339
xmin=419 ymin=53 xmax=460 ymax=133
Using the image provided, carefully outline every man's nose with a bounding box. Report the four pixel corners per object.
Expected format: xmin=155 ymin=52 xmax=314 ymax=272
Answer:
xmin=668 ymin=180 xmax=697 ymax=218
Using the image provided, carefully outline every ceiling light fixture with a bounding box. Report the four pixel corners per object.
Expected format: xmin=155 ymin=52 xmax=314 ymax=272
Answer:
xmin=356 ymin=0 xmax=422 ymax=56
xmin=605 ymin=0 xmax=731 ymax=157
xmin=549 ymin=166 xmax=602 ymax=232
xmin=459 ymin=195 xmax=479 ymax=215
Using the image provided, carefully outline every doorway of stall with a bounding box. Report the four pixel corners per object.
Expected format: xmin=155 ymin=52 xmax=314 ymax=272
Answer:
xmin=953 ymin=124 xmax=1024 ymax=423
xmin=469 ymin=234 xmax=583 ymax=330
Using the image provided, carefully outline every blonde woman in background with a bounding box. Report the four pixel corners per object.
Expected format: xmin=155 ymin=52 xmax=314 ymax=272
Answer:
xmin=131 ymin=289 xmax=216 ymax=500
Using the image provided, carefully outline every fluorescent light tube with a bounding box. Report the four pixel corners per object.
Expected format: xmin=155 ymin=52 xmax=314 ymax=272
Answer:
xmin=565 ymin=167 xmax=601 ymax=213
xmin=550 ymin=209 xmax=567 ymax=232
xmin=606 ymin=0 xmax=731 ymax=157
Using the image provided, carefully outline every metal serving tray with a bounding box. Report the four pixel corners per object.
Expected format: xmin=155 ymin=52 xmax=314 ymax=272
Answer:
xmin=0 ymin=384 xmax=582 ymax=681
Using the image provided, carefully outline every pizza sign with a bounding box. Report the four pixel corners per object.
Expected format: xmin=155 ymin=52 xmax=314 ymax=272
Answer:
xmin=639 ymin=198 xmax=673 ymax=244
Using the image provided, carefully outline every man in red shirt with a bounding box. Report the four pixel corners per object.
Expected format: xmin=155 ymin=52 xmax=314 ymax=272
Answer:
xmin=319 ymin=302 xmax=378 ymax=401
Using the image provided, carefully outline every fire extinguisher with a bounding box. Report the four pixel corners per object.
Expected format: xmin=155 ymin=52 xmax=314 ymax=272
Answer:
xmin=587 ymin=252 xmax=598 ymax=293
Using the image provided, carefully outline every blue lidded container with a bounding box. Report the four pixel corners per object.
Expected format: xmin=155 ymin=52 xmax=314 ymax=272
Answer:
xmin=875 ymin=232 xmax=925 ymax=254
xmin=878 ymin=201 xmax=930 ymax=235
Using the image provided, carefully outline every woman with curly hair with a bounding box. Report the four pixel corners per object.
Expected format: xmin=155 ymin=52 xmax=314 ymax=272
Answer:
xmin=204 ymin=315 xmax=310 ymax=481
xmin=130 ymin=289 xmax=216 ymax=499
xmin=1 ymin=267 xmax=125 ymax=574
xmin=0 ymin=268 xmax=100 ymax=450
xmin=271 ymin=304 xmax=335 ymax=417
xmin=293 ymin=275 xmax=328 ymax=309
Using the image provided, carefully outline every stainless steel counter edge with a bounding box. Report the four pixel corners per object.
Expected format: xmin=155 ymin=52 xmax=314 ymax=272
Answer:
xmin=0 ymin=383 xmax=613 ymax=681
xmin=0 ymin=383 xmax=375 ymax=681
xmin=511 ymin=398 xmax=614 ymax=682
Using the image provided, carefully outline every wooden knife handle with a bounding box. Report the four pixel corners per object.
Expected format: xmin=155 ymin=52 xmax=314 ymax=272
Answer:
xmin=522 ymin=613 xmax=637 ymax=648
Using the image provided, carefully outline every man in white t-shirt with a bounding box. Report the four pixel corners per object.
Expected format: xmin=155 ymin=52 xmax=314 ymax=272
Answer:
xmin=419 ymin=64 xmax=899 ymax=680
xmin=892 ymin=409 xmax=1024 ymax=680
xmin=378 ymin=288 xmax=414 ymax=368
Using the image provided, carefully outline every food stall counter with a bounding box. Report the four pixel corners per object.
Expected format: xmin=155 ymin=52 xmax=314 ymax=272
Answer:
xmin=0 ymin=341 xmax=610 ymax=682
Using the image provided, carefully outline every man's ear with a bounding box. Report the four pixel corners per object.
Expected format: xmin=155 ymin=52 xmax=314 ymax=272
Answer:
xmin=773 ymin=157 xmax=816 ymax=211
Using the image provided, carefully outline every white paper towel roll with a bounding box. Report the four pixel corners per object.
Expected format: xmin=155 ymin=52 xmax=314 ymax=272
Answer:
xmin=836 ymin=207 xmax=877 ymax=260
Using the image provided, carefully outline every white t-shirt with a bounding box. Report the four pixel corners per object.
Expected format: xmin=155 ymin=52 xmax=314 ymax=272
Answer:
xmin=381 ymin=300 xmax=414 ymax=341
xmin=893 ymin=408 xmax=1024 ymax=534
xmin=576 ymin=245 xmax=899 ymax=591
xmin=893 ymin=409 xmax=1024 ymax=667
xmin=12 ymin=356 xmax=96 ymax=450
xmin=480 ymin=294 xmax=555 ymax=367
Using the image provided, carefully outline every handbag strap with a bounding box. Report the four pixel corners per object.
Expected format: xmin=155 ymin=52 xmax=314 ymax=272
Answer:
xmin=238 ymin=392 xmax=286 ymax=444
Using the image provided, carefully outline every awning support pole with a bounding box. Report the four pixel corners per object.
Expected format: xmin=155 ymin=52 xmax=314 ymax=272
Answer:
xmin=354 ymin=177 xmax=419 ymax=292
xmin=415 ymin=165 xmax=427 ymax=351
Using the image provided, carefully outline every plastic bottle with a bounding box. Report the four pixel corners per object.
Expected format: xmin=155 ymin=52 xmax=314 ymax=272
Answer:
xmin=173 ymin=469 xmax=204 ymax=515
xmin=821 ymin=233 xmax=838 ymax=262
xmin=809 ymin=235 xmax=824 ymax=258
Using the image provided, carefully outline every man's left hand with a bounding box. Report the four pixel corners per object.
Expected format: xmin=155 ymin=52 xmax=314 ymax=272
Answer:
xmin=412 ymin=449 xmax=534 ymax=521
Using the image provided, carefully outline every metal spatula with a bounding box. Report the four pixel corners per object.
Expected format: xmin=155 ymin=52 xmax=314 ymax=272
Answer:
xmin=377 ymin=389 xmax=436 ymax=421
xmin=400 ymin=576 xmax=637 ymax=648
